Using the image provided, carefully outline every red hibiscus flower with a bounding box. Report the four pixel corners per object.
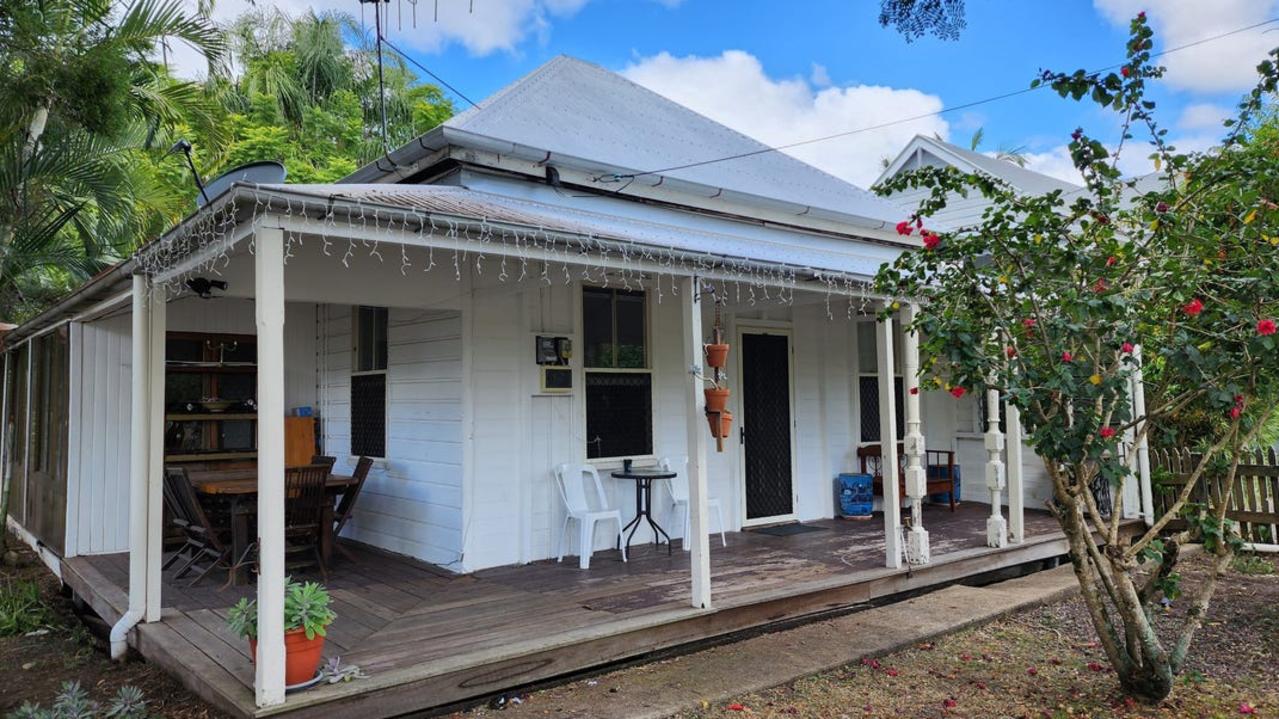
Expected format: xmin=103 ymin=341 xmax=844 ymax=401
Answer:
xmin=1100 ymin=426 xmax=1116 ymax=439
xmin=896 ymin=220 xmax=914 ymax=236
xmin=1231 ymin=406 xmax=1243 ymax=420
xmin=1061 ymin=351 xmax=1073 ymax=363
xmin=922 ymin=230 xmax=941 ymax=250
xmin=1005 ymin=346 xmax=1017 ymax=358
xmin=1257 ymin=318 xmax=1277 ymax=336
xmin=950 ymin=386 xmax=967 ymax=399
xmin=1183 ymin=298 xmax=1204 ymax=317
xmin=1121 ymin=66 xmax=1131 ymax=78
xmin=909 ymin=386 xmax=919 ymax=395
xmin=1023 ymin=317 xmax=1037 ymax=329
xmin=1093 ymin=277 xmax=1108 ymax=293
xmin=1121 ymin=342 xmax=1135 ymax=353
xmin=1106 ymin=255 xmax=1118 ymax=267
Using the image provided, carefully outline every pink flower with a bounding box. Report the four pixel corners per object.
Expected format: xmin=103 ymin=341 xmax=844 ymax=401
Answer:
xmin=943 ymin=698 xmax=957 ymax=709
xmin=1071 ymin=128 xmax=1083 ymax=141
xmin=922 ymin=230 xmax=941 ymax=250
xmin=950 ymin=386 xmax=967 ymax=399
xmin=1121 ymin=342 xmax=1135 ymax=353
xmin=896 ymin=220 xmax=914 ymax=236
xmin=1257 ymin=318 xmax=1276 ymax=336
xmin=1100 ymin=427 xmax=1117 ymax=439
xmin=727 ymin=703 xmax=746 ymax=712
xmin=1087 ymin=661 xmax=1105 ymax=672
xmin=1183 ymin=298 xmax=1204 ymax=317
xmin=1061 ymin=351 xmax=1073 ymax=363
xmin=885 ymin=667 xmax=899 ymax=677
xmin=1239 ymin=702 xmax=1256 ymax=715
xmin=1023 ymin=317 xmax=1037 ymax=329
xmin=1026 ymin=666 xmax=1038 ymax=676
xmin=1231 ymin=406 xmax=1242 ymax=420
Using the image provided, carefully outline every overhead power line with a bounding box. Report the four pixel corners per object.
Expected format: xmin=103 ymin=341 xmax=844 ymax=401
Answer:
xmin=379 ymin=34 xmax=481 ymax=108
xmin=596 ymin=16 xmax=1279 ymax=184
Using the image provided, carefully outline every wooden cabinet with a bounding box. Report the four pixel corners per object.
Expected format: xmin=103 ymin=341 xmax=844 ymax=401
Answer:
xmin=284 ymin=416 xmax=317 ymax=467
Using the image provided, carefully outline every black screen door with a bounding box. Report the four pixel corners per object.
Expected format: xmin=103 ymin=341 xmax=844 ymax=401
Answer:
xmin=741 ymin=332 xmax=794 ymax=521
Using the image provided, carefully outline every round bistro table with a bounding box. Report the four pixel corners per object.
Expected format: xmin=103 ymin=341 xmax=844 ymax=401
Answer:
xmin=611 ymin=468 xmax=676 ymax=554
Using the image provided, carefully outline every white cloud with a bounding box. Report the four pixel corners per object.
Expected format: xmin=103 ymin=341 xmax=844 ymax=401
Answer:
xmin=621 ymin=50 xmax=949 ymax=188
xmin=1176 ymin=102 xmax=1232 ymax=131
xmin=1093 ymin=0 xmax=1279 ymax=93
xmin=1021 ymin=146 xmax=1084 ymax=185
xmin=163 ymin=0 xmax=624 ymax=77
xmin=809 ymin=63 xmax=831 ymax=88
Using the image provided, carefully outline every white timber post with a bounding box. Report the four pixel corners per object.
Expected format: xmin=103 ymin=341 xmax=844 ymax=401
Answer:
xmin=1005 ymin=400 xmax=1025 ymax=544
xmin=110 ymin=274 xmax=151 ymax=659
xmin=985 ymin=386 xmax=1008 ymax=548
xmin=1132 ymin=345 xmax=1153 ymax=526
xmin=877 ymin=312 xmax=902 ymax=568
xmin=900 ymin=304 xmax=929 ymax=564
xmin=681 ymin=275 xmax=712 ymax=610
xmin=144 ymin=284 xmax=166 ymax=621
xmin=255 ymin=226 xmax=287 ymax=707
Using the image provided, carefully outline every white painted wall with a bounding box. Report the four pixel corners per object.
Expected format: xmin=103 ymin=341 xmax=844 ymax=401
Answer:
xmin=316 ymin=304 xmax=465 ymax=567
xmin=63 ymin=298 xmax=316 ymax=557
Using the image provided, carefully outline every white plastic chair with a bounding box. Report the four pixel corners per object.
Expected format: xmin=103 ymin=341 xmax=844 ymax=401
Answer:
xmin=660 ymin=456 xmax=727 ymax=551
xmin=554 ymin=464 xmax=627 ymax=569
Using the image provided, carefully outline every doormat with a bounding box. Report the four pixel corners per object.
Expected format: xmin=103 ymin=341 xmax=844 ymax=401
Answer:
xmin=751 ymin=523 xmax=829 ymax=537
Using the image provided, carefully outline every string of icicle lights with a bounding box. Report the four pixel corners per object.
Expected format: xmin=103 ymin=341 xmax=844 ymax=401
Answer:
xmin=133 ymin=188 xmax=885 ymax=320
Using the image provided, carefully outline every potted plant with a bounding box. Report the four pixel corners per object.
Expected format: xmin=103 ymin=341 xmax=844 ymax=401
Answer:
xmin=704 ymin=385 xmax=730 ymax=413
xmin=227 ymin=579 xmax=337 ymax=686
xmin=704 ymin=342 xmax=730 ymax=369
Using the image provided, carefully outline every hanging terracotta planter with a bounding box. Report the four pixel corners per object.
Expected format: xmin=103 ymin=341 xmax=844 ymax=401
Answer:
xmin=704 ymin=387 xmax=730 ymax=413
xmin=706 ymin=409 xmax=734 ymax=439
xmin=705 ymin=343 xmax=730 ymax=369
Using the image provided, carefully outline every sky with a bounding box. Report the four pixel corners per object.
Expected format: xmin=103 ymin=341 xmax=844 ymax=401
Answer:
xmin=172 ymin=0 xmax=1279 ymax=188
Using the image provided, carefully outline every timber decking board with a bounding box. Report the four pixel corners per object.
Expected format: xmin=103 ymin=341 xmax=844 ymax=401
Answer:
xmin=66 ymin=504 xmax=1087 ymax=719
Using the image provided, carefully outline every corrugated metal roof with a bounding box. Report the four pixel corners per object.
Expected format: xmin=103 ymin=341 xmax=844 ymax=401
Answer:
xmin=348 ymin=56 xmax=908 ymax=227
xmin=270 ymin=184 xmax=896 ymax=279
xmin=881 ymin=135 xmax=1082 ymax=196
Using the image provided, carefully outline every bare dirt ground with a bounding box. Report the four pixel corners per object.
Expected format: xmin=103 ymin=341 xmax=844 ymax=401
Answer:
xmin=1 ymin=536 xmax=224 ymax=717
xmin=675 ymin=551 xmax=1279 ymax=719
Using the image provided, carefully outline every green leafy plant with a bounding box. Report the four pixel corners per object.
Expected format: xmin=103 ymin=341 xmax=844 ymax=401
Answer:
xmin=0 ymin=579 xmax=56 ymax=636
xmin=873 ymin=12 xmax=1279 ymax=703
xmin=1231 ymin=552 xmax=1276 ymax=576
xmin=7 ymin=681 xmax=149 ymax=719
xmin=225 ymin=579 xmax=336 ymax=641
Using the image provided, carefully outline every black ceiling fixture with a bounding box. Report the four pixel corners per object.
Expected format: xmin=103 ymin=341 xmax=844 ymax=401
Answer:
xmin=185 ymin=277 xmax=228 ymax=299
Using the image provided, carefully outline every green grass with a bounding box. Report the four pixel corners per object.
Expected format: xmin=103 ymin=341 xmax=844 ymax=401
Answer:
xmin=0 ymin=579 xmax=55 ymax=636
xmin=1231 ymin=552 xmax=1277 ymax=576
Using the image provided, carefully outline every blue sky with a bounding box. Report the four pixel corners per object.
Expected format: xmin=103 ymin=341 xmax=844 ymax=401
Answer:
xmin=188 ymin=0 xmax=1279 ymax=186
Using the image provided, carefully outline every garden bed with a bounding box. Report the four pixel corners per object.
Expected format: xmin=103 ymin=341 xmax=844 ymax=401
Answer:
xmin=681 ymin=551 xmax=1279 ymax=718
xmin=1 ymin=536 xmax=224 ymax=717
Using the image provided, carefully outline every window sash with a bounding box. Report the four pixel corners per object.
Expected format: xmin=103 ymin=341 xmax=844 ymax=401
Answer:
xmin=583 ymin=288 xmax=648 ymax=370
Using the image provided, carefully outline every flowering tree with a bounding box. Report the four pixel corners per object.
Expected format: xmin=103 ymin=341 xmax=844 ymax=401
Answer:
xmin=874 ymin=15 xmax=1279 ymax=702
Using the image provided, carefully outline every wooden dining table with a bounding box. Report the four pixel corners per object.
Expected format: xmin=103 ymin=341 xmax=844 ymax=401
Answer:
xmin=189 ymin=468 xmax=356 ymax=586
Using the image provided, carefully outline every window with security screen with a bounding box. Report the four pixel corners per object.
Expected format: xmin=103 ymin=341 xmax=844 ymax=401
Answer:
xmin=351 ymin=306 xmax=388 ymax=457
xmin=583 ymin=288 xmax=652 ymax=459
xmin=857 ymin=321 xmax=905 ymax=442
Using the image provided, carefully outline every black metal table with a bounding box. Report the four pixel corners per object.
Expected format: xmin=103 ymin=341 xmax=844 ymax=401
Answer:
xmin=611 ymin=468 xmax=676 ymax=554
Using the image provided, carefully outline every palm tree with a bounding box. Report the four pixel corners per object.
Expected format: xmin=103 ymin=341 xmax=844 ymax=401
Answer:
xmin=0 ymin=0 xmax=224 ymax=319
xmin=967 ymin=126 xmax=1029 ymax=167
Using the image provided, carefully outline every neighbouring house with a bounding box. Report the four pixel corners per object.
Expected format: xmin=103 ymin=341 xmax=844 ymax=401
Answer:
xmin=0 ymin=57 xmax=1151 ymax=718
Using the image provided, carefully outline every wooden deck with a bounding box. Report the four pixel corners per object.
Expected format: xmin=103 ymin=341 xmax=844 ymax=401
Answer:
xmin=63 ymin=505 xmax=1111 ymax=718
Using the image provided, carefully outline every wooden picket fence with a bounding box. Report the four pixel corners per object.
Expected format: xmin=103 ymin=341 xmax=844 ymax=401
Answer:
xmin=1150 ymin=447 xmax=1279 ymax=544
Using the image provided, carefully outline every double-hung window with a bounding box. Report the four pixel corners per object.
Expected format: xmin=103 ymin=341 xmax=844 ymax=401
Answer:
xmin=351 ymin=306 xmax=388 ymax=458
xmin=583 ymin=288 xmax=652 ymax=459
xmin=857 ymin=322 xmax=904 ymax=443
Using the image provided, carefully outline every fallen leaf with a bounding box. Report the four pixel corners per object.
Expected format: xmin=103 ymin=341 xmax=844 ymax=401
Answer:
xmin=1239 ymin=702 xmax=1257 ymax=715
xmin=885 ymin=667 xmax=899 ymax=677
xmin=727 ymin=703 xmax=746 ymax=712
xmin=1027 ymin=666 xmax=1039 ymax=676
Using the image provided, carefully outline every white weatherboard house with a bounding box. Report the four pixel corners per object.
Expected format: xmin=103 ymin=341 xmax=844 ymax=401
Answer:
xmin=1 ymin=57 xmax=1152 ymax=718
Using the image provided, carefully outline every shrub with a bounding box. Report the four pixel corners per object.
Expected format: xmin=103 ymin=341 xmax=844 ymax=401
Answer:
xmin=7 ymin=681 xmax=149 ymax=719
xmin=0 ymin=579 xmax=55 ymax=636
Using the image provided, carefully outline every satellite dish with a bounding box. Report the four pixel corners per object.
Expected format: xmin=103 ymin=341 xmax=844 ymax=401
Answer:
xmin=197 ymin=161 xmax=287 ymax=206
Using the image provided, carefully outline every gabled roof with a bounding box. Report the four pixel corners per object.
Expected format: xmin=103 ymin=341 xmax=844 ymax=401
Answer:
xmin=345 ymin=55 xmax=908 ymax=230
xmin=877 ymin=134 xmax=1081 ymax=196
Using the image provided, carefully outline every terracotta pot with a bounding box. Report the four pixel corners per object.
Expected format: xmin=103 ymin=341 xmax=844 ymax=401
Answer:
xmin=706 ymin=409 xmax=733 ymax=439
xmin=248 ymin=629 xmax=327 ymax=686
xmin=704 ymin=387 xmax=730 ymax=413
xmin=704 ymin=343 xmax=730 ymax=369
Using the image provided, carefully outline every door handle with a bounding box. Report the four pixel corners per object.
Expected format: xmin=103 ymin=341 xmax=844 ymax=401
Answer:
xmin=739 ymin=425 xmax=745 ymax=444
